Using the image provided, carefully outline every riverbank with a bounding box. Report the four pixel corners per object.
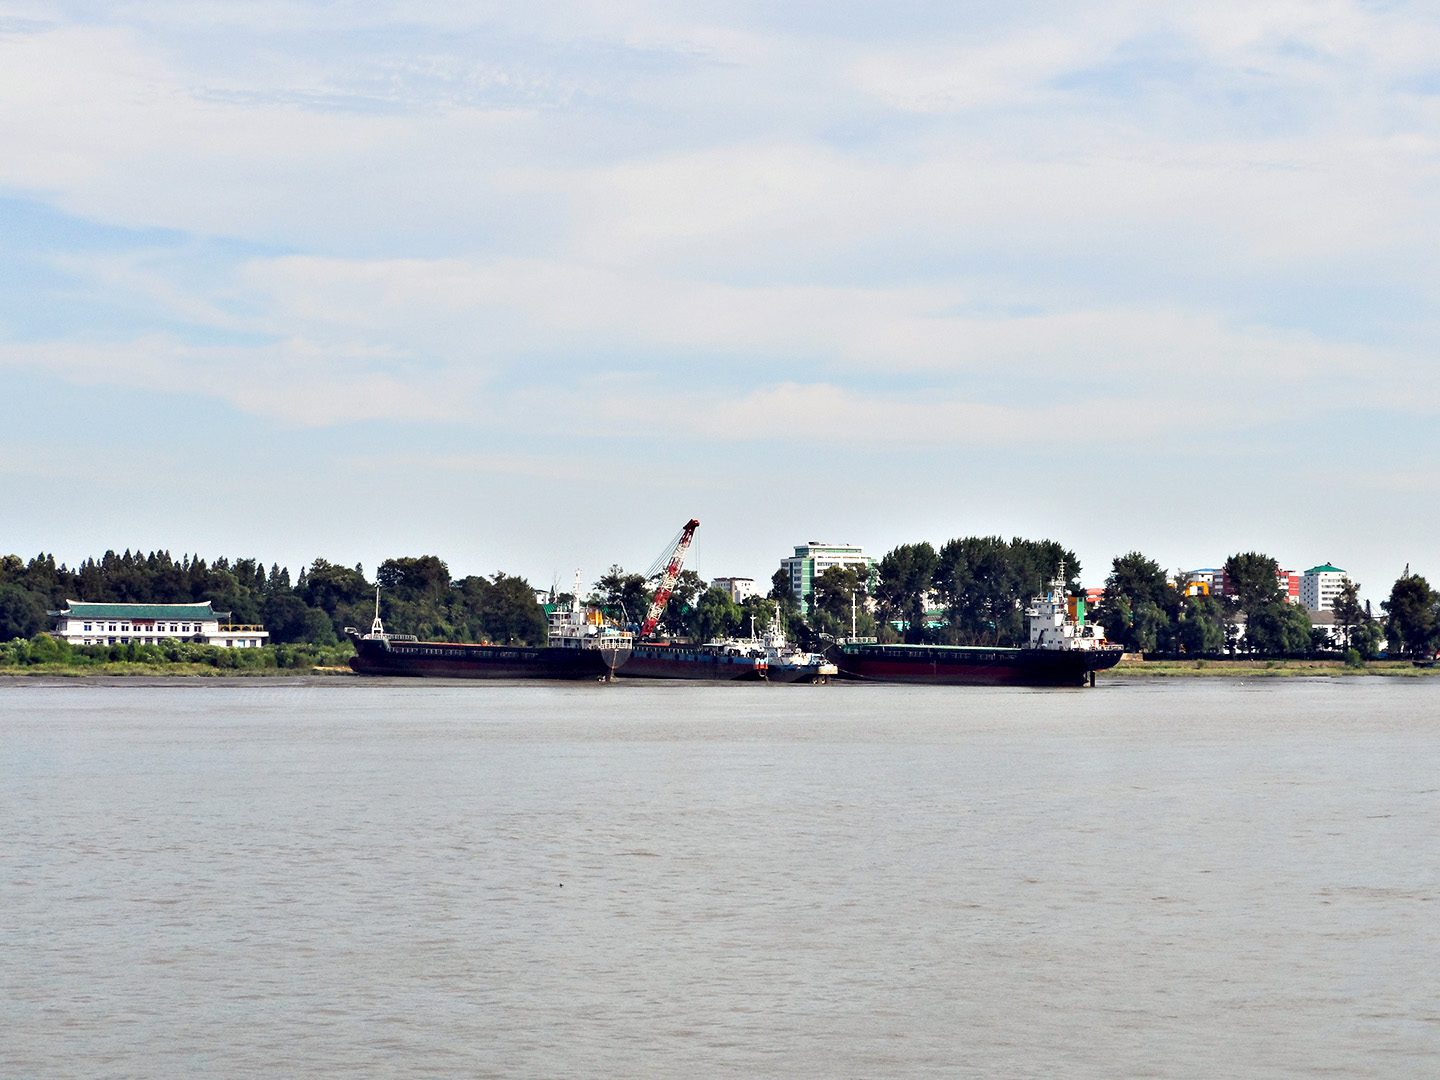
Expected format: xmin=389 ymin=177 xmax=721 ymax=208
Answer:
xmin=0 ymin=663 xmax=354 ymax=678
xmin=1111 ymin=656 xmax=1439 ymax=678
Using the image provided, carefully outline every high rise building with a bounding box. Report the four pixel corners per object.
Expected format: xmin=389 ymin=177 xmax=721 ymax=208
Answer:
xmin=1300 ymin=564 xmax=1347 ymax=612
xmin=780 ymin=541 xmax=876 ymax=616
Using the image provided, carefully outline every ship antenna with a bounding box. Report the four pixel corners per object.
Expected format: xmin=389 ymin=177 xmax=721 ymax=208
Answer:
xmin=371 ymin=584 xmax=385 ymax=637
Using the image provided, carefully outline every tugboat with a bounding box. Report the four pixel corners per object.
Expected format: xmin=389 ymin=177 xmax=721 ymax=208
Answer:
xmin=758 ymin=611 xmax=837 ymax=684
xmin=346 ymin=576 xmax=632 ymax=680
xmin=826 ymin=581 xmax=1122 ymax=687
xmin=721 ymin=610 xmax=836 ymax=683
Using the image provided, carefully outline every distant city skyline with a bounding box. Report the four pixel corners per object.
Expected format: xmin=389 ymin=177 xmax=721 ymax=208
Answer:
xmin=3 ymin=2 xmax=1437 ymax=609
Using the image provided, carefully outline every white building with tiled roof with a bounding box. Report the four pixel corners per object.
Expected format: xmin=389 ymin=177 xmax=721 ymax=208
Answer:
xmin=49 ymin=601 xmax=269 ymax=648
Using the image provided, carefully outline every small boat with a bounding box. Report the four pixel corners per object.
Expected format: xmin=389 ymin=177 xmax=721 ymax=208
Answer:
xmin=730 ymin=610 xmax=837 ymax=683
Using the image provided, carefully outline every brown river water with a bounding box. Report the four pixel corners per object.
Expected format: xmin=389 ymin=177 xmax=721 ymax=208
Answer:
xmin=3 ymin=677 xmax=1438 ymax=1077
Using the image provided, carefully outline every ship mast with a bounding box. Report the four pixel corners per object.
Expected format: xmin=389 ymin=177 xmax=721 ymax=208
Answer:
xmin=370 ymin=585 xmax=386 ymax=638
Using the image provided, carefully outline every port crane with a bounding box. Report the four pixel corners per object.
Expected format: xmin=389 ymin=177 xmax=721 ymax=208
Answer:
xmin=638 ymin=518 xmax=700 ymax=639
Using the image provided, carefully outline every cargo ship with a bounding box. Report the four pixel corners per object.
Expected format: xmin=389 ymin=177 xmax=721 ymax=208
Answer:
xmin=346 ymin=579 xmax=633 ymax=680
xmin=619 ymin=640 xmax=768 ymax=681
xmin=825 ymin=583 xmax=1122 ymax=687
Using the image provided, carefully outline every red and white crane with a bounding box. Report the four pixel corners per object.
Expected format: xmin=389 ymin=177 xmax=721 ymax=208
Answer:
xmin=638 ymin=518 xmax=700 ymax=640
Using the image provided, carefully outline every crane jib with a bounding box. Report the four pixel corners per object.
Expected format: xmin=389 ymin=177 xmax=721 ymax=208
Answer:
xmin=638 ymin=518 xmax=701 ymax=639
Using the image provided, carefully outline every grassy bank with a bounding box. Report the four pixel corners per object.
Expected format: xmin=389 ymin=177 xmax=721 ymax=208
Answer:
xmin=0 ymin=662 xmax=355 ymax=677
xmin=1112 ymin=656 xmax=1438 ymax=678
xmin=0 ymin=636 xmax=354 ymax=677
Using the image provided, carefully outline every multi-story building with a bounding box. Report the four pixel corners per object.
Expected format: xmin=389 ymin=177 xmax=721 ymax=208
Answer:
xmin=50 ymin=601 xmax=270 ymax=648
xmin=711 ymin=577 xmax=757 ymax=603
xmin=1182 ymin=569 xmax=1223 ymax=596
xmin=780 ymin=541 xmax=877 ymax=616
xmin=1185 ymin=566 xmax=1300 ymax=602
xmin=1278 ymin=570 xmax=1301 ymax=603
xmin=1300 ymin=564 xmax=1347 ymax=612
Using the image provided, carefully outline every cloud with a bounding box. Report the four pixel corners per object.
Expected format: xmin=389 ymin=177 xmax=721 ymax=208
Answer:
xmin=0 ymin=336 xmax=470 ymax=426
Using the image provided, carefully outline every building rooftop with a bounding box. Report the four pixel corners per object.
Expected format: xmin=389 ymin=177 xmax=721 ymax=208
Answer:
xmin=1305 ymin=564 xmax=1345 ymax=575
xmin=54 ymin=601 xmax=226 ymax=620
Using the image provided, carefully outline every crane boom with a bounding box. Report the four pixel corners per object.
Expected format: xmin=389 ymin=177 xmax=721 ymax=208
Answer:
xmin=639 ymin=518 xmax=700 ymax=639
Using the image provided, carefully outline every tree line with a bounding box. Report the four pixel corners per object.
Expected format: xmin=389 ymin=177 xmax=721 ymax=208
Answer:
xmin=0 ymin=550 xmax=550 ymax=647
xmin=1092 ymin=551 xmax=1439 ymax=660
xmin=3 ymin=543 xmax=1436 ymax=660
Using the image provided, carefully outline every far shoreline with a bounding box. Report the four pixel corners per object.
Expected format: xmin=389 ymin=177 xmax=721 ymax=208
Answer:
xmin=1 ymin=660 xmax=1438 ymax=681
xmin=1110 ymin=657 xmax=1438 ymax=678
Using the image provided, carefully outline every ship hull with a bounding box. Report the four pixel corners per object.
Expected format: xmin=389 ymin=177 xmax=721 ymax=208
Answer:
xmin=829 ymin=643 xmax=1123 ymax=687
xmin=764 ymin=662 xmax=836 ymax=684
xmin=619 ymin=643 xmax=766 ymax=681
xmin=348 ymin=632 xmax=629 ymax=680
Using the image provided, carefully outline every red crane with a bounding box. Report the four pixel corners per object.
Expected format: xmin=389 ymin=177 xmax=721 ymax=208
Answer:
xmin=639 ymin=518 xmax=700 ymax=639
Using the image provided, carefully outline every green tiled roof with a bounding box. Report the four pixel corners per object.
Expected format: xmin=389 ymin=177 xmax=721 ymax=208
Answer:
xmin=1304 ymin=564 xmax=1345 ymax=575
xmin=57 ymin=601 xmax=225 ymax=620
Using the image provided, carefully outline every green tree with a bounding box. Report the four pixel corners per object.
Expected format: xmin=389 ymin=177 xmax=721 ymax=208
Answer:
xmin=1352 ymin=618 xmax=1384 ymax=660
xmin=1223 ymin=552 xmax=1284 ymax=613
xmin=1245 ymin=601 xmax=1313 ymax=655
xmin=1382 ymin=573 xmax=1439 ymax=658
xmin=376 ymin=556 xmax=454 ymax=639
xmin=875 ymin=542 xmax=938 ymax=644
xmin=1093 ymin=552 xmax=1172 ymax=652
xmin=261 ymin=593 xmax=328 ymax=645
xmin=0 ymin=584 xmax=47 ymax=641
xmin=1176 ymin=593 xmax=1226 ymax=654
xmin=694 ymin=586 xmax=743 ymax=642
xmin=768 ymin=568 xmax=801 ymax=623
xmin=932 ymin=535 xmax=1076 ymax=647
xmin=479 ymin=573 xmax=548 ymax=645
xmin=1330 ymin=578 xmax=1365 ymax=650
xmin=299 ymin=559 xmax=374 ymax=635
xmin=811 ymin=564 xmax=874 ymax=638
xmin=593 ymin=565 xmax=651 ymax=627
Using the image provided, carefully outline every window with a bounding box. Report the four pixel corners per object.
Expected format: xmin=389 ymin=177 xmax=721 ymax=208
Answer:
xmin=83 ymin=623 xmax=92 ymax=631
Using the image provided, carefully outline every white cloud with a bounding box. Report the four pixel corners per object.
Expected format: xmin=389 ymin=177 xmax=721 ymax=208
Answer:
xmin=0 ymin=336 xmax=469 ymax=426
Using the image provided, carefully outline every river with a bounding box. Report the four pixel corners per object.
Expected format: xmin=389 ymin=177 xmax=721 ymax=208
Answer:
xmin=3 ymin=677 xmax=1437 ymax=1077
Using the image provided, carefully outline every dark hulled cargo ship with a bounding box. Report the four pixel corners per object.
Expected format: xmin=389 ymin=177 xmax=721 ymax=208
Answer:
xmin=346 ymin=582 xmax=632 ymax=680
xmin=619 ymin=641 xmax=767 ymax=681
xmin=826 ymin=583 xmax=1122 ymax=687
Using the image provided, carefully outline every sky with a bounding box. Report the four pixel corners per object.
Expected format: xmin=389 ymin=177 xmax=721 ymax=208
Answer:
xmin=3 ymin=1 xmax=1438 ymax=604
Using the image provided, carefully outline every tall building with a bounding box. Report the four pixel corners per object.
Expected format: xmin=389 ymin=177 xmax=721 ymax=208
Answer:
xmin=1300 ymin=564 xmax=1347 ymax=612
xmin=780 ymin=541 xmax=876 ymax=615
